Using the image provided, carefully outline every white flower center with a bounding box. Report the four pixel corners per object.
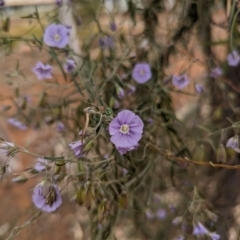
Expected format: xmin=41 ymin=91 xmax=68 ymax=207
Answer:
xmin=139 ymin=69 xmax=146 ymax=76
xmin=54 ymin=34 xmax=61 ymax=42
xmin=119 ymin=124 xmax=129 ymax=134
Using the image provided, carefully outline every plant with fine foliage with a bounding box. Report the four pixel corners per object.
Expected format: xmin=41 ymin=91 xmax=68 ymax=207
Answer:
xmin=1 ymin=0 xmax=240 ymax=239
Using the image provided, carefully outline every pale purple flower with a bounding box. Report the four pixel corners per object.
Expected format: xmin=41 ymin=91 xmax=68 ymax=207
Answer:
xmin=132 ymin=63 xmax=152 ymax=84
xmin=64 ymin=59 xmax=76 ymax=73
xmin=34 ymin=158 xmax=47 ymax=172
xmin=109 ymin=110 xmax=143 ymax=155
xmin=44 ymin=23 xmax=69 ymax=48
xmin=0 ymin=141 xmax=15 ymax=155
xmin=69 ymin=140 xmax=85 ymax=158
xmin=114 ymin=99 xmax=120 ymax=109
xmin=209 ymin=233 xmax=220 ymax=240
xmin=175 ymin=236 xmax=184 ymax=240
xmin=193 ymin=222 xmax=209 ymax=236
xmin=117 ymin=87 xmax=125 ymax=99
xmin=226 ymin=135 xmax=239 ymax=149
xmin=99 ymin=36 xmax=114 ymax=49
xmin=56 ymin=0 xmax=62 ymax=6
xmin=227 ymin=50 xmax=240 ymax=66
xmin=56 ymin=121 xmax=65 ymax=132
xmin=126 ymin=85 xmax=136 ymax=96
xmin=172 ymin=216 xmax=182 ymax=225
xmin=32 ymin=181 xmax=62 ymax=212
xmin=195 ymin=84 xmax=204 ymax=94
xmin=110 ymin=22 xmax=117 ymax=32
xmin=0 ymin=0 xmax=4 ymax=7
xmin=145 ymin=209 xmax=154 ymax=220
xmin=210 ymin=67 xmax=223 ymax=78
xmin=32 ymin=61 xmax=52 ymax=80
xmin=7 ymin=118 xmax=27 ymax=130
xmin=156 ymin=208 xmax=167 ymax=220
xmin=172 ymin=74 xmax=189 ymax=89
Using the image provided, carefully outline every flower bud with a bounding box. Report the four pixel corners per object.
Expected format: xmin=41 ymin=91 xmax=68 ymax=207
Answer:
xmin=12 ymin=175 xmax=28 ymax=183
xmin=216 ymin=144 xmax=227 ymax=163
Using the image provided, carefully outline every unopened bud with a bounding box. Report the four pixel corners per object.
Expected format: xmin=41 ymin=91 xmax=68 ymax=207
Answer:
xmin=12 ymin=175 xmax=28 ymax=183
xmin=216 ymin=144 xmax=227 ymax=163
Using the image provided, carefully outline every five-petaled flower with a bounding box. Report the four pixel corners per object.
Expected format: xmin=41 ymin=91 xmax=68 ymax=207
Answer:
xmin=227 ymin=50 xmax=240 ymax=66
xmin=132 ymin=63 xmax=152 ymax=84
xmin=32 ymin=61 xmax=53 ymax=80
xmin=99 ymin=36 xmax=114 ymax=49
xmin=44 ymin=23 xmax=69 ymax=49
xmin=109 ymin=110 xmax=144 ymax=155
xmin=64 ymin=59 xmax=76 ymax=73
xmin=172 ymin=74 xmax=189 ymax=89
xmin=32 ymin=181 xmax=62 ymax=212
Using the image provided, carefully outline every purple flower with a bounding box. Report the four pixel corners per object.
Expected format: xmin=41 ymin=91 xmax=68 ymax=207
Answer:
xmin=126 ymin=85 xmax=136 ymax=96
xmin=156 ymin=209 xmax=167 ymax=220
xmin=110 ymin=22 xmax=117 ymax=32
xmin=56 ymin=121 xmax=65 ymax=132
xmin=34 ymin=158 xmax=47 ymax=172
xmin=193 ymin=222 xmax=209 ymax=236
xmin=210 ymin=67 xmax=223 ymax=78
xmin=117 ymin=87 xmax=125 ymax=99
xmin=43 ymin=23 xmax=69 ymax=49
xmin=64 ymin=59 xmax=76 ymax=73
xmin=109 ymin=110 xmax=144 ymax=155
xmin=132 ymin=63 xmax=152 ymax=84
xmin=32 ymin=61 xmax=53 ymax=80
xmin=195 ymin=84 xmax=204 ymax=94
xmin=227 ymin=50 xmax=240 ymax=66
xmin=56 ymin=0 xmax=62 ymax=6
xmin=69 ymin=140 xmax=85 ymax=158
xmin=172 ymin=74 xmax=189 ymax=89
xmin=145 ymin=209 xmax=154 ymax=220
xmin=209 ymin=233 xmax=220 ymax=240
xmin=99 ymin=36 xmax=114 ymax=49
xmin=0 ymin=0 xmax=4 ymax=7
xmin=32 ymin=181 xmax=62 ymax=212
xmin=7 ymin=118 xmax=28 ymax=130
xmin=226 ymin=135 xmax=239 ymax=149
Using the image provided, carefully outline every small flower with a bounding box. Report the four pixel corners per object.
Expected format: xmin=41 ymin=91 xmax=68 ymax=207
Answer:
xmin=172 ymin=74 xmax=189 ymax=89
xmin=226 ymin=135 xmax=239 ymax=149
xmin=172 ymin=216 xmax=182 ymax=225
xmin=114 ymin=99 xmax=120 ymax=109
xmin=210 ymin=67 xmax=223 ymax=78
xmin=7 ymin=118 xmax=28 ymax=130
xmin=56 ymin=121 xmax=65 ymax=132
xmin=0 ymin=141 xmax=15 ymax=155
xmin=99 ymin=36 xmax=114 ymax=49
xmin=110 ymin=22 xmax=117 ymax=32
xmin=195 ymin=84 xmax=204 ymax=94
xmin=34 ymin=158 xmax=47 ymax=172
xmin=175 ymin=236 xmax=184 ymax=240
xmin=64 ymin=59 xmax=76 ymax=73
xmin=209 ymin=233 xmax=220 ymax=240
xmin=126 ymin=85 xmax=136 ymax=96
xmin=44 ymin=23 xmax=69 ymax=49
xmin=145 ymin=209 xmax=154 ymax=220
xmin=32 ymin=61 xmax=53 ymax=80
xmin=156 ymin=209 xmax=167 ymax=220
xmin=69 ymin=140 xmax=85 ymax=158
xmin=32 ymin=181 xmax=62 ymax=212
xmin=193 ymin=222 xmax=209 ymax=236
xmin=109 ymin=110 xmax=144 ymax=155
xmin=132 ymin=63 xmax=152 ymax=84
xmin=56 ymin=0 xmax=62 ymax=6
xmin=0 ymin=0 xmax=4 ymax=7
xmin=117 ymin=87 xmax=125 ymax=99
xmin=227 ymin=50 xmax=240 ymax=66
